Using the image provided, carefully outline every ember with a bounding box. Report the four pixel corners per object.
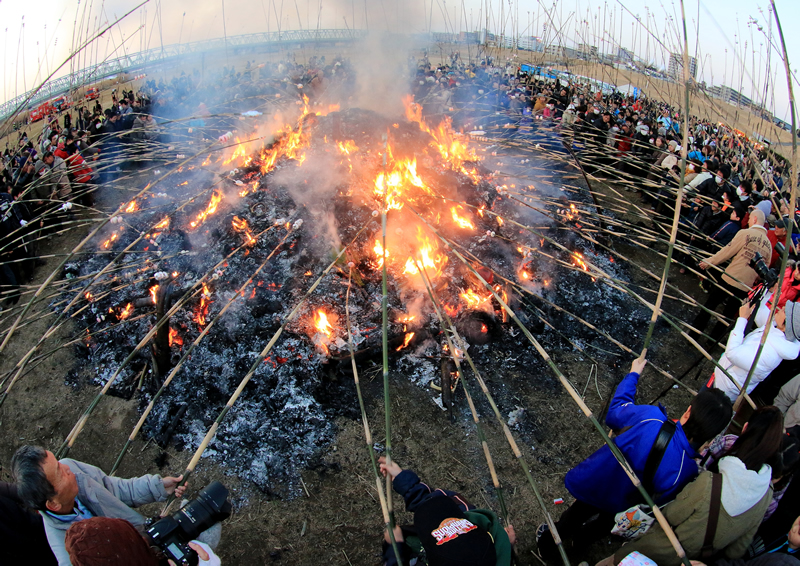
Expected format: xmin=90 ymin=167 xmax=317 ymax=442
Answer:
xmin=168 ymin=328 xmax=183 ymax=347
xmin=231 ymin=216 xmax=257 ymax=246
xmin=194 ymin=284 xmax=212 ymax=326
xmin=117 ymin=303 xmax=133 ymax=320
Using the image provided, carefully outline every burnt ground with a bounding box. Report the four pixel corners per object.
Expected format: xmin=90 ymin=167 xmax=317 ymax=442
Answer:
xmin=0 ymin=142 xmax=717 ymax=565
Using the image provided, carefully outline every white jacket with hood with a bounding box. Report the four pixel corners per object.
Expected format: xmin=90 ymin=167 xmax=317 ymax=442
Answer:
xmin=714 ymin=316 xmax=800 ymax=401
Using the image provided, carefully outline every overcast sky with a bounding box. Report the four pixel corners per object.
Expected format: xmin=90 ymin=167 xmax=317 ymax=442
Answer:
xmin=0 ymin=0 xmax=797 ymax=121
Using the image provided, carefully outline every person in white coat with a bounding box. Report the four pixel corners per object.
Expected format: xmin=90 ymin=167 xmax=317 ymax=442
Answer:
xmin=712 ymin=301 xmax=800 ymax=402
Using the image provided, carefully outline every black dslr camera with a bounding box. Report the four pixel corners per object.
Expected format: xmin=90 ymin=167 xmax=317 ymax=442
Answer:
xmin=749 ymin=252 xmax=779 ymax=291
xmin=147 ymin=481 xmax=231 ymax=566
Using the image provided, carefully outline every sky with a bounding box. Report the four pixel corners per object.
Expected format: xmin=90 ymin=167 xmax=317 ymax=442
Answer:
xmin=0 ymin=0 xmax=797 ymax=122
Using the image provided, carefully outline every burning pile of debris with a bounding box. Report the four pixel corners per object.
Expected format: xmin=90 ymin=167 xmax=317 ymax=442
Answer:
xmin=62 ymin=96 xmax=645 ymax=494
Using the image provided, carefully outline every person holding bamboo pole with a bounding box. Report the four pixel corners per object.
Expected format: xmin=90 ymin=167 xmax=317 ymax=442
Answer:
xmin=11 ymin=446 xmax=191 ymax=566
xmin=603 ymin=407 xmax=783 ymax=566
xmin=378 ymin=456 xmax=514 ymax=566
xmin=691 ymin=209 xmax=772 ymax=342
xmin=537 ymin=358 xmax=732 ymax=562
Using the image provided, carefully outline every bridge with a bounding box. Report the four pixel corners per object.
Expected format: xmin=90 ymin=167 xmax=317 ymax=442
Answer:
xmin=0 ymin=28 xmax=369 ymax=121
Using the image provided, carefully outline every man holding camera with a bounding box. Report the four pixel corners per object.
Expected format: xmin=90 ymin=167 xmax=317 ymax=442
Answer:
xmin=692 ymin=208 xmax=772 ymax=342
xmin=11 ymin=445 xmax=186 ymax=566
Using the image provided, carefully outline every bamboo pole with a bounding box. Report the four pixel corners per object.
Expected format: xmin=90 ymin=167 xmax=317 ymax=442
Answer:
xmin=344 ymin=266 xmax=403 ymax=566
xmin=109 ymin=226 xmax=283 ymax=475
xmin=406 ymin=203 xmax=691 ymax=566
xmin=160 ymin=222 xmax=370 ymax=516
xmin=732 ymin=0 xmax=800 ymax=413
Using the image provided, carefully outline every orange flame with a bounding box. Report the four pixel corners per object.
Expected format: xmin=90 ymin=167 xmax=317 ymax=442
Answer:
xmin=231 ymin=216 xmax=257 ymax=246
xmin=572 ymin=252 xmax=589 ymax=272
xmin=314 ymin=309 xmax=333 ymax=337
xmin=402 ymin=229 xmax=448 ymax=277
xmin=169 ymin=327 xmax=183 ymax=347
xmin=118 ymin=303 xmax=133 ymax=320
xmin=150 ymin=285 xmax=159 ymax=304
xmin=223 ymin=138 xmax=249 ymax=165
xmin=190 ymin=190 xmax=223 ymax=229
xmin=154 ymin=217 xmax=170 ymax=230
xmin=102 ymin=233 xmax=118 ymax=249
xmin=194 ymin=284 xmax=211 ymax=326
xmin=402 ymin=95 xmax=477 ymax=178
xmin=124 ymin=200 xmax=137 ymax=213
xmin=337 ymin=140 xmax=359 ymax=155
xmin=260 ymin=121 xmax=310 ymax=174
xmin=451 ymin=206 xmax=475 ymax=230
xmin=373 ymin=151 xmax=431 ymax=211
xmin=396 ymin=332 xmax=415 ymax=351
xmin=373 ymin=239 xmax=389 ymax=268
xmin=460 ymin=288 xmax=492 ymax=309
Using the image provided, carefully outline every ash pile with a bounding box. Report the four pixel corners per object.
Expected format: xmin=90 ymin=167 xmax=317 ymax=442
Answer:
xmin=61 ymin=101 xmax=647 ymax=496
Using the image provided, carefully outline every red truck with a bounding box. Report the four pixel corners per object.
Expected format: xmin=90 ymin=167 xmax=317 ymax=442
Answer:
xmin=85 ymin=87 xmax=99 ymax=100
xmin=51 ymin=95 xmax=71 ymax=112
xmin=29 ymin=101 xmax=54 ymax=122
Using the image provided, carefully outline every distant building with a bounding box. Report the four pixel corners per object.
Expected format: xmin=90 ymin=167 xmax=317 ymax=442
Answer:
xmin=617 ymin=47 xmax=634 ymax=63
xmin=709 ymin=84 xmax=753 ymax=107
xmin=459 ymin=31 xmax=481 ymax=45
xmin=518 ymin=36 xmax=542 ymax=52
xmin=578 ymin=43 xmax=599 ymax=60
xmin=668 ymin=53 xmax=697 ymax=80
xmin=544 ymin=44 xmax=567 ymax=58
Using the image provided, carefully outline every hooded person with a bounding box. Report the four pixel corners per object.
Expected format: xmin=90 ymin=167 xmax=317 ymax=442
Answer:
xmin=378 ymin=456 xmax=513 ymax=566
xmin=604 ymin=407 xmax=783 ymax=566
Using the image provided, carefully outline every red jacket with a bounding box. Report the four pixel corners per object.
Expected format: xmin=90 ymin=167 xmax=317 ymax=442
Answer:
xmin=67 ymin=153 xmax=93 ymax=184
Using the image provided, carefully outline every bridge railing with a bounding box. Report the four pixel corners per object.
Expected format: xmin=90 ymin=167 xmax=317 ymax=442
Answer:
xmin=1 ymin=28 xmax=368 ymax=122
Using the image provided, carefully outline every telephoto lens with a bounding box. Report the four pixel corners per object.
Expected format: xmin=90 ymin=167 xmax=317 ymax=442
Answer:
xmin=147 ymin=481 xmax=232 ymax=566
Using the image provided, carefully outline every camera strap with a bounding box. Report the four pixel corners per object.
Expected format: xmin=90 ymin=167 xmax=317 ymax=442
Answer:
xmin=642 ymin=419 xmax=677 ymax=498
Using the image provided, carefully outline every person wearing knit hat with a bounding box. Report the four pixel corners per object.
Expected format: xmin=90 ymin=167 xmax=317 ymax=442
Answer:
xmin=379 ymin=456 xmax=514 ymax=566
xmin=692 ymin=208 xmax=773 ymax=342
xmin=65 ymin=518 xmax=158 ymax=566
xmin=10 ymin=445 xmax=188 ymax=566
xmin=64 ymin=517 xmax=220 ymax=566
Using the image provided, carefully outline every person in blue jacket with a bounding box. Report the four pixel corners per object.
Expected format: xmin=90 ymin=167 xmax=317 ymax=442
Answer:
xmin=379 ymin=456 xmax=515 ymax=566
xmin=537 ymin=357 xmax=733 ymax=562
xmin=709 ymin=209 xmax=743 ymax=247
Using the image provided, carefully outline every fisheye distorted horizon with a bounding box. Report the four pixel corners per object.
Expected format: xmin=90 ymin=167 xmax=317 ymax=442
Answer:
xmin=0 ymin=0 xmax=797 ymax=121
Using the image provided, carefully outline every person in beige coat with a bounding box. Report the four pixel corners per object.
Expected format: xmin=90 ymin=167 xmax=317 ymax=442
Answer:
xmin=692 ymin=208 xmax=772 ymax=341
xmin=602 ymin=407 xmax=784 ymax=566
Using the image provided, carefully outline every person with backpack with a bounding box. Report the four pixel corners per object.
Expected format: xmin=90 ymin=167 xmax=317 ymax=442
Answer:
xmin=603 ymin=407 xmax=783 ymax=566
xmin=537 ymin=358 xmax=733 ymax=561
